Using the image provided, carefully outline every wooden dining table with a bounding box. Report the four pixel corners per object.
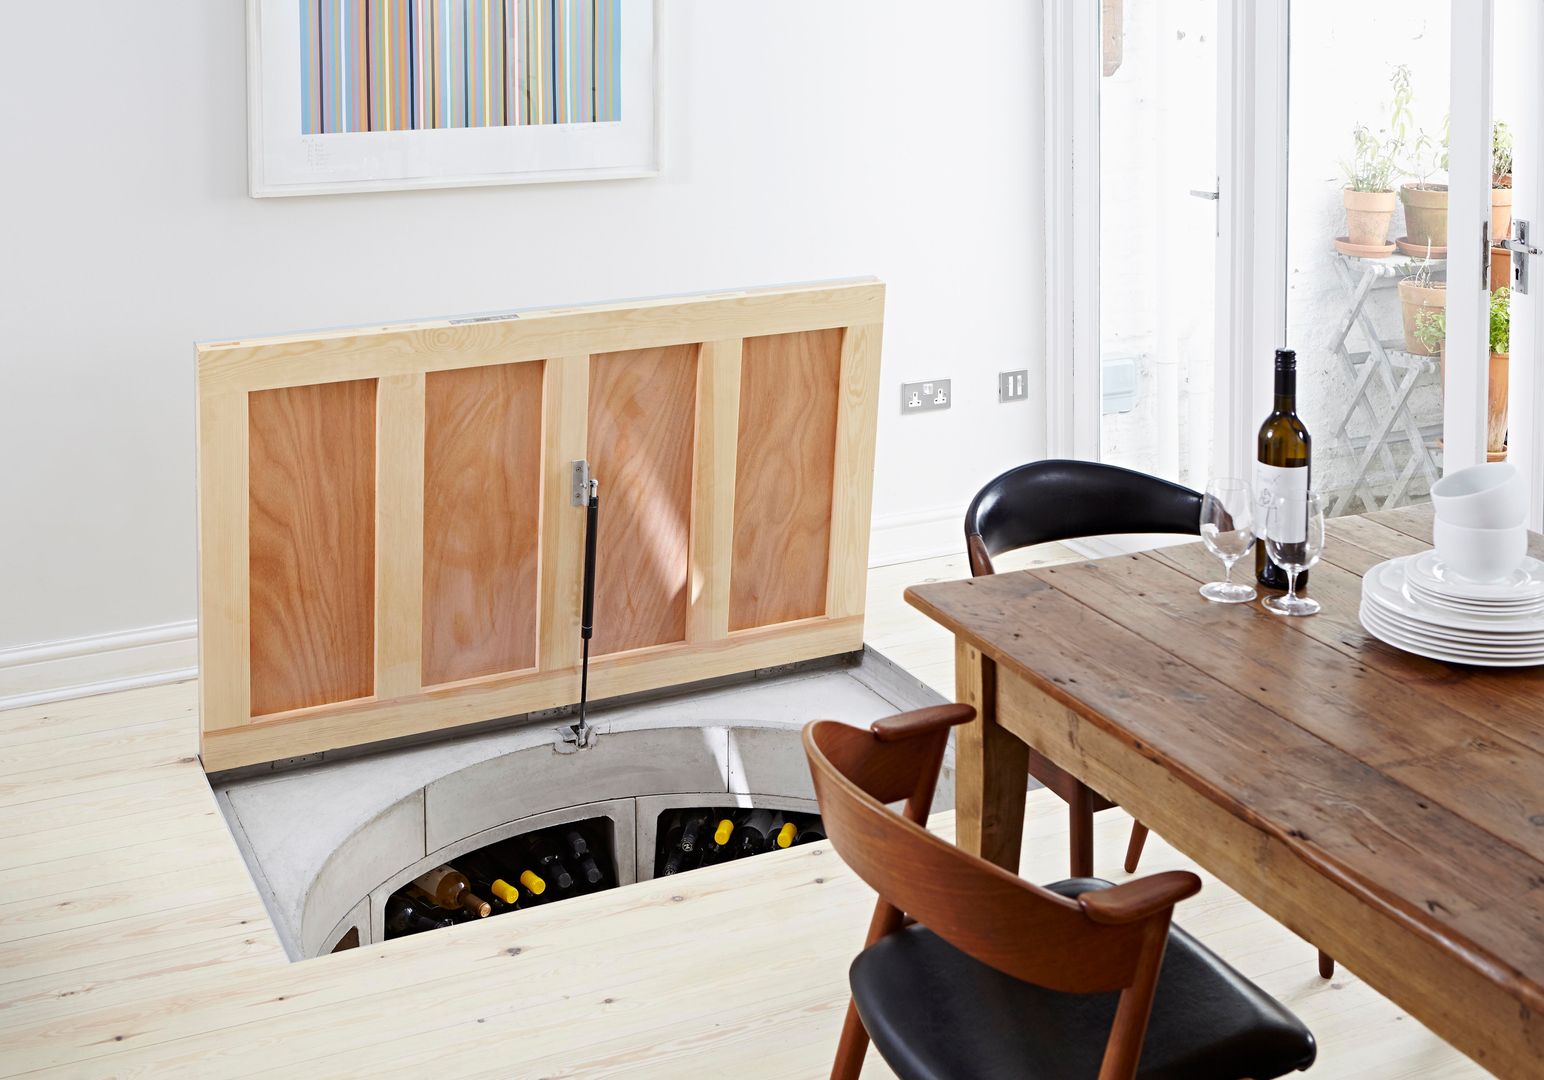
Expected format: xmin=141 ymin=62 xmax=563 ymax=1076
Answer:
xmin=905 ymin=506 xmax=1544 ymax=1080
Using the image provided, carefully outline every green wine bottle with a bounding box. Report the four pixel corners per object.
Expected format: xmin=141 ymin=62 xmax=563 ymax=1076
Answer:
xmin=1255 ymin=348 xmax=1311 ymax=591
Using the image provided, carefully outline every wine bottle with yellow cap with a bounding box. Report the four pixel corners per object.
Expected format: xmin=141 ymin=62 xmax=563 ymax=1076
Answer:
xmin=769 ymin=813 xmax=798 ymax=851
xmin=407 ymin=865 xmax=491 ymax=918
xmin=700 ymin=816 xmax=736 ymax=865
xmin=454 ymin=852 xmax=523 ymax=914
xmin=734 ymin=809 xmax=776 ymax=858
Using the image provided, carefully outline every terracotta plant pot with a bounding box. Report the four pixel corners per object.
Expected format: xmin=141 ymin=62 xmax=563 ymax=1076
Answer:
xmin=1438 ymin=349 xmax=1511 ymax=460
xmin=1398 ymin=277 xmax=1447 ymax=356
xmin=1400 ymin=183 xmax=1448 ymax=249
xmin=1489 ymin=351 xmax=1510 ymax=459
xmin=1343 ymin=188 xmax=1397 ymax=247
xmin=1492 ymin=185 xmax=1514 ymax=246
xmin=1492 ymin=246 xmax=1512 ymax=290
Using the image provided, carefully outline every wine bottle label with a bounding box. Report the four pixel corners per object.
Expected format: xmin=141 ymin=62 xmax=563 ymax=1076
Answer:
xmin=1255 ymin=462 xmax=1308 ymax=543
xmin=413 ymin=867 xmax=457 ymax=896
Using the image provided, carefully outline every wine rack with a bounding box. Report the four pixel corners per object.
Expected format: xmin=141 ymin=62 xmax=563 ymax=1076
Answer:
xmin=382 ymin=817 xmax=618 ymax=940
xmin=652 ymin=807 xmax=826 ymax=878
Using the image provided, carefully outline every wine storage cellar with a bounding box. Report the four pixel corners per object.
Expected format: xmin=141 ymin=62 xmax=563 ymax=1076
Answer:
xmin=195 ymin=281 xmax=911 ymax=960
xmin=215 ymin=649 xmax=948 ymax=959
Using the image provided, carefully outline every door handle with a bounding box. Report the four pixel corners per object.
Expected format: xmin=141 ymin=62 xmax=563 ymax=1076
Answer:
xmin=1189 ymin=189 xmax=1219 ymax=201
xmin=1497 ymin=220 xmax=1539 ymax=294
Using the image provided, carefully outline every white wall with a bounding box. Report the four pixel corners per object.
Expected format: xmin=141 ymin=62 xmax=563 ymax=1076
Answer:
xmin=0 ymin=2 xmax=1046 ymax=678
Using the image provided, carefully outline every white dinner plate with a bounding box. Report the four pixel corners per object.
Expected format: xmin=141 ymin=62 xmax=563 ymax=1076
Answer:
xmin=1404 ymin=576 xmax=1544 ymax=609
xmin=1364 ymin=560 xmax=1544 ymax=634
xmin=1359 ymin=605 xmax=1544 ymax=667
xmin=1401 ymin=585 xmax=1544 ymax=618
xmin=1360 ymin=602 xmax=1544 ymax=653
xmin=1404 ymin=550 xmax=1544 ymax=603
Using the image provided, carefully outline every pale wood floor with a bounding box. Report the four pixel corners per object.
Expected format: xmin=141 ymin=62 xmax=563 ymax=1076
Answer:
xmin=0 ymin=551 xmax=1485 ymax=1078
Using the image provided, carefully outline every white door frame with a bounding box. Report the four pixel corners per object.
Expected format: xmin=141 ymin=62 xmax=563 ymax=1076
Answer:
xmin=1444 ymin=0 xmax=1495 ymax=474
xmin=1043 ymin=0 xmax=1100 ymax=461
xmin=1508 ymin=0 xmax=1544 ymax=530
xmin=1044 ymin=0 xmax=1285 ymax=477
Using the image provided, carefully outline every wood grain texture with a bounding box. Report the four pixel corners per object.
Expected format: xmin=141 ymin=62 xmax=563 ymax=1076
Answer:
xmin=825 ymin=325 xmax=883 ymax=621
xmin=729 ymin=329 xmax=843 ymax=631
xmin=375 ymin=374 xmax=425 ymax=699
xmin=197 ymin=280 xmax=885 ymax=394
xmin=196 ymin=390 xmax=250 ymax=734
xmin=586 ymin=345 xmax=699 ymax=656
xmin=248 ymin=380 xmax=376 ymax=716
xmin=906 ymin=508 xmax=1544 ymax=1079
xmin=687 ymin=340 xmax=744 ymax=643
xmin=421 ymin=362 xmax=544 ymax=685
xmin=536 ymin=354 xmax=590 ymax=674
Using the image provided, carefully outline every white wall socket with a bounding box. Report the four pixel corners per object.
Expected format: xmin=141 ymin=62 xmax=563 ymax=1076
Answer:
xmin=901 ymin=379 xmax=951 ymax=414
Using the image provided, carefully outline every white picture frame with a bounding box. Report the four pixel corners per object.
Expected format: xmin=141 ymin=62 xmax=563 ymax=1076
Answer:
xmin=246 ymin=0 xmax=658 ymax=198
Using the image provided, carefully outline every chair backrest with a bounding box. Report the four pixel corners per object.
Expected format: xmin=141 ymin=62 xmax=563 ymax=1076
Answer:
xmin=805 ymin=715 xmax=1154 ymax=995
xmin=964 ymin=459 xmax=1203 ymax=575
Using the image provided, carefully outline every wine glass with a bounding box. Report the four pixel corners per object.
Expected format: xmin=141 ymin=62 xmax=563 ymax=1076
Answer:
xmin=1262 ymin=491 xmax=1327 ymax=616
xmin=1199 ymin=478 xmax=1257 ymax=603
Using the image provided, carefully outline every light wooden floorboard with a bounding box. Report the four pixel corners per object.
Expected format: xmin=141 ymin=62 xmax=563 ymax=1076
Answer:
xmin=0 ymin=556 xmax=1486 ymax=1079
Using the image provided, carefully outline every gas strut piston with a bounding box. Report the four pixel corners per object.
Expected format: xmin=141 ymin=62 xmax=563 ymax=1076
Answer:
xmin=564 ymin=477 xmax=600 ymax=749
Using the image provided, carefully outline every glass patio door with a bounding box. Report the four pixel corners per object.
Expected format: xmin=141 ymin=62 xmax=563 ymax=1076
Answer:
xmin=1096 ymin=0 xmax=1220 ymax=489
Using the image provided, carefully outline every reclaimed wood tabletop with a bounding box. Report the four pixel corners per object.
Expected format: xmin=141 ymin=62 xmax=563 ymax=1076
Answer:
xmin=905 ymin=506 xmax=1544 ymax=1080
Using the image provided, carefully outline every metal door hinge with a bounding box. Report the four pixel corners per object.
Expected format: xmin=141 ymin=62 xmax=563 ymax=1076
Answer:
xmin=1498 ymin=219 xmax=1541 ymax=295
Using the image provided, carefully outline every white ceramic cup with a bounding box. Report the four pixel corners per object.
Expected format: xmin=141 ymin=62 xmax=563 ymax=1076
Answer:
xmin=1430 ymin=463 xmax=1528 ymax=529
xmin=1433 ymin=517 xmax=1528 ymax=582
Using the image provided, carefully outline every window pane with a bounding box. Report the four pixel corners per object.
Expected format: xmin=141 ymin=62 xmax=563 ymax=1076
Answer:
xmin=1286 ymin=1 xmax=1451 ymax=516
xmin=1098 ymin=0 xmax=1218 ymax=488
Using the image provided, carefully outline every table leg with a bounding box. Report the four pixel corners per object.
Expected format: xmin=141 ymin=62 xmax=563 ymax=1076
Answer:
xmin=953 ymin=638 xmax=1028 ymax=873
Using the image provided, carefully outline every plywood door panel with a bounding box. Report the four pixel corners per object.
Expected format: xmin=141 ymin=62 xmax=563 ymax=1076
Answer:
xmin=421 ymin=362 xmax=545 ymax=686
xmin=248 ymin=380 xmax=377 ymax=716
xmin=729 ymin=329 xmax=842 ymax=630
xmin=586 ymin=346 xmax=699 ymax=655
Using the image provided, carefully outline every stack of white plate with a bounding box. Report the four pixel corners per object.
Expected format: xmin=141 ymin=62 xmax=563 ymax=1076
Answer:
xmin=1359 ymin=552 xmax=1544 ymax=667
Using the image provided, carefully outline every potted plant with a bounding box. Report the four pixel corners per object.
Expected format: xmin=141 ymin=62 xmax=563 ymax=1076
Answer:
xmin=1413 ymin=286 xmax=1510 ymax=460
xmin=1493 ymin=120 xmax=1514 ymax=243
xmin=1400 ymin=72 xmax=1448 ymax=252
xmin=1339 ymin=122 xmax=1402 ymax=253
xmin=1399 ymin=256 xmax=1446 ymax=356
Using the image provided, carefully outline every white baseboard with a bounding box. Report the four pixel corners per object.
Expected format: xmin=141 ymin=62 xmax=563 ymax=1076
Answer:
xmin=0 ymin=621 xmax=198 ymax=711
xmin=867 ymin=505 xmax=968 ymax=567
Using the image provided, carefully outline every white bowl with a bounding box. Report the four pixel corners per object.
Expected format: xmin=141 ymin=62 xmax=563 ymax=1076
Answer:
xmin=1433 ymin=518 xmax=1529 ymax=583
xmin=1430 ymin=463 xmax=1527 ymax=529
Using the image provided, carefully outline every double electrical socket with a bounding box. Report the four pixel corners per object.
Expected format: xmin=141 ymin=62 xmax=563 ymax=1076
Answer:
xmin=998 ymin=369 xmax=1029 ymax=403
xmin=901 ymin=379 xmax=951 ymax=413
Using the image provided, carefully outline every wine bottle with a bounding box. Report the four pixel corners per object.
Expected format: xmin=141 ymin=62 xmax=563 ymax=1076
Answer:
xmin=408 ymin=866 xmax=491 ymax=918
xmin=770 ymin=816 xmax=797 ymax=850
xmin=795 ymin=822 xmax=827 ymax=845
xmin=518 ymin=868 xmax=547 ymax=898
xmin=563 ymin=828 xmax=591 ymax=860
xmin=662 ymin=842 xmax=700 ymax=876
xmin=1255 ymin=348 xmax=1312 ymax=590
xmin=384 ymin=893 xmax=453 ymax=937
xmin=526 ymin=838 xmax=575 ymax=891
xmin=734 ymin=809 xmax=775 ymax=858
xmin=699 ymin=817 xmax=736 ymax=865
xmin=574 ymin=852 xmax=605 ymax=886
xmin=678 ymin=814 xmax=708 ymax=854
xmin=454 ymin=852 xmax=522 ymax=913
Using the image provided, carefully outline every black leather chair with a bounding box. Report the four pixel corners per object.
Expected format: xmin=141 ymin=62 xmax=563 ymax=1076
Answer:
xmin=805 ymin=705 xmax=1318 ymax=1080
xmin=964 ymin=459 xmax=1337 ymax=981
xmin=964 ymin=459 xmax=1203 ymax=879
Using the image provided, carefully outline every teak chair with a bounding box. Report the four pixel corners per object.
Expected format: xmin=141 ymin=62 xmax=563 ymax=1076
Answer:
xmin=964 ymin=459 xmax=1336 ymax=979
xmin=804 ymin=705 xmax=1317 ymax=1080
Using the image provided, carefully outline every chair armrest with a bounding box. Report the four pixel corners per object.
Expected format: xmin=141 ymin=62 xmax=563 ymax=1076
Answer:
xmin=1078 ymin=871 xmax=1202 ymax=925
xmin=870 ymin=704 xmax=977 ymax=743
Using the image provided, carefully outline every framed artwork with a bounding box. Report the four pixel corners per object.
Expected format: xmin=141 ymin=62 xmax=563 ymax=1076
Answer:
xmin=246 ymin=0 xmax=657 ymax=197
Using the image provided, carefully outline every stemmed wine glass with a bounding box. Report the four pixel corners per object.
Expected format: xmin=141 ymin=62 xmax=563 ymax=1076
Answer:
xmin=1263 ymin=491 xmax=1327 ymax=616
xmin=1199 ymin=478 xmax=1257 ymax=603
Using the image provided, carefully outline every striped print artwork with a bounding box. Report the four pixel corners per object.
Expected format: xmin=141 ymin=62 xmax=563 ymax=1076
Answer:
xmin=299 ymin=0 xmax=621 ymax=134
